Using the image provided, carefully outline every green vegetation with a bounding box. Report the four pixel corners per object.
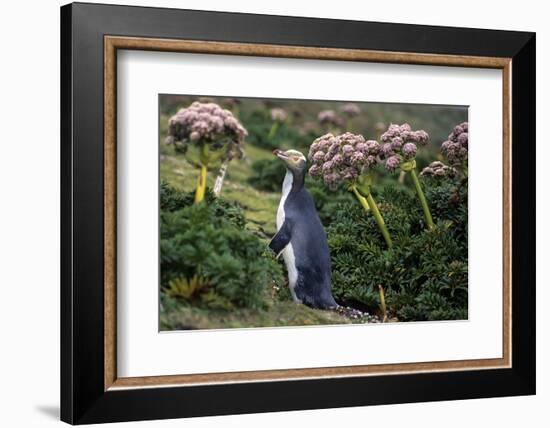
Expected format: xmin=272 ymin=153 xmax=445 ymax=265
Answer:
xmin=160 ymin=184 xmax=282 ymax=311
xmin=247 ymin=158 xmax=286 ymax=192
xmin=159 ymin=95 xmax=468 ymax=330
xmin=324 ymin=179 xmax=468 ymax=321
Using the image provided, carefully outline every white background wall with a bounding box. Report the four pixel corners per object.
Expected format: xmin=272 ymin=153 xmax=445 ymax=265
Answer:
xmin=0 ymin=0 xmax=546 ymax=426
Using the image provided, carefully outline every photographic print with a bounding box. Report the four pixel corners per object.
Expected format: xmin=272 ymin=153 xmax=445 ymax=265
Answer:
xmin=62 ymin=6 xmax=534 ymax=422
xmin=159 ymin=94 xmax=468 ymax=331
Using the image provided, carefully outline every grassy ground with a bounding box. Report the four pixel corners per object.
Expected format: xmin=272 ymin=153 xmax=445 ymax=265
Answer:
xmin=160 ymin=301 xmax=360 ymax=330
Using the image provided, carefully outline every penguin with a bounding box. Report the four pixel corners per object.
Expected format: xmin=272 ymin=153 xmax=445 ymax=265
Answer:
xmin=269 ymin=149 xmax=338 ymax=309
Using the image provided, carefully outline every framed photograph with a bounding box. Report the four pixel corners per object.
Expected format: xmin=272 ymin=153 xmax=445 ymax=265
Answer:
xmin=60 ymin=2 xmax=535 ymax=424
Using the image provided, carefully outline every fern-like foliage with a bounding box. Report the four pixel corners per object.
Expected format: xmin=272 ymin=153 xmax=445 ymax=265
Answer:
xmin=167 ymin=275 xmax=209 ymax=300
xmin=160 ymin=182 xmax=284 ymax=311
xmin=321 ymin=176 xmax=468 ymax=321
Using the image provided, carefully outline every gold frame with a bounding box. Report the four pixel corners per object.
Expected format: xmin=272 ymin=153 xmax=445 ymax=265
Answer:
xmin=104 ymin=36 xmax=512 ymax=391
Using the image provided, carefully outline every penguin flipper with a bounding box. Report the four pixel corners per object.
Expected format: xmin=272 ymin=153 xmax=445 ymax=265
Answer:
xmin=269 ymin=220 xmax=292 ymax=256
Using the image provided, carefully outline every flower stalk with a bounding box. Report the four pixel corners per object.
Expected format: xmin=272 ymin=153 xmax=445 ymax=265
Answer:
xmin=268 ymin=108 xmax=287 ymax=141
xmin=194 ymin=144 xmax=210 ymax=203
xmin=350 ymin=185 xmax=370 ymax=212
xmin=401 ymin=160 xmax=434 ymax=230
xmin=409 ymin=168 xmax=434 ymax=230
xmin=378 ymin=285 xmax=388 ymax=322
xmin=195 ymin=165 xmax=208 ymax=203
xmin=356 ymin=181 xmax=393 ymax=248
xmin=267 ymin=122 xmax=279 ymax=140
xmin=381 ymin=123 xmax=435 ymax=231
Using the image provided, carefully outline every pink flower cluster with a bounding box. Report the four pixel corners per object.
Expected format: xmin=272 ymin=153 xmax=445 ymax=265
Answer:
xmin=441 ymin=122 xmax=468 ymax=166
xmin=420 ymin=161 xmax=457 ymax=178
xmin=317 ymin=110 xmax=344 ymax=128
xmin=270 ymin=108 xmax=288 ymax=122
xmin=165 ymin=101 xmax=247 ymax=147
xmin=308 ymin=132 xmax=380 ymax=188
xmin=380 ymin=123 xmax=429 ymax=171
xmin=340 ymin=103 xmax=361 ymax=118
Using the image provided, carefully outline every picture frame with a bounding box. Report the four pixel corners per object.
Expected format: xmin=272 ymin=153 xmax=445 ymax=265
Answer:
xmin=60 ymin=2 xmax=535 ymax=424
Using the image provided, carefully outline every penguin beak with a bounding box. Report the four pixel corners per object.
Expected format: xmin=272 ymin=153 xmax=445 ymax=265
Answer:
xmin=273 ymin=149 xmax=289 ymax=161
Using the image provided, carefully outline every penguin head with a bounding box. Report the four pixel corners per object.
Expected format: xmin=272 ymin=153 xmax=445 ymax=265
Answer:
xmin=273 ymin=149 xmax=307 ymax=173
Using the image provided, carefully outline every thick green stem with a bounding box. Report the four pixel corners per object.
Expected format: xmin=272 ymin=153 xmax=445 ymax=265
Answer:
xmin=350 ymin=186 xmax=370 ymax=212
xmin=378 ymin=285 xmax=388 ymax=322
xmin=365 ymin=192 xmax=393 ymax=248
xmin=409 ymin=168 xmax=435 ymax=230
xmin=194 ymin=144 xmax=210 ymax=203
xmin=268 ymin=122 xmax=279 ymax=140
xmin=194 ymin=164 xmax=207 ymax=203
xmin=352 ymin=183 xmax=393 ymax=248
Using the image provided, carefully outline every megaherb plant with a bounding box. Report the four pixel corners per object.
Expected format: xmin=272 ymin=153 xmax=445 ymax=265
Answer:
xmin=422 ymin=122 xmax=469 ymax=178
xmin=267 ymin=107 xmax=288 ymax=141
xmin=306 ymin=122 xmax=469 ymax=320
xmin=317 ymin=109 xmax=344 ymax=133
xmin=308 ymin=132 xmax=393 ymax=248
xmin=340 ymin=102 xmax=361 ymax=131
xmin=441 ymin=122 xmax=469 ymax=175
xmin=380 ymin=123 xmax=435 ymax=230
xmin=165 ymin=101 xmax=248 ymax=203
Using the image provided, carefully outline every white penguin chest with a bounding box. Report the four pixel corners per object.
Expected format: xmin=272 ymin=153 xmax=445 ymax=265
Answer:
xmin=276 ymin=171 xmax=300 ymax=302
xmin=276 ymin=171 xmax=293 ymax=230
